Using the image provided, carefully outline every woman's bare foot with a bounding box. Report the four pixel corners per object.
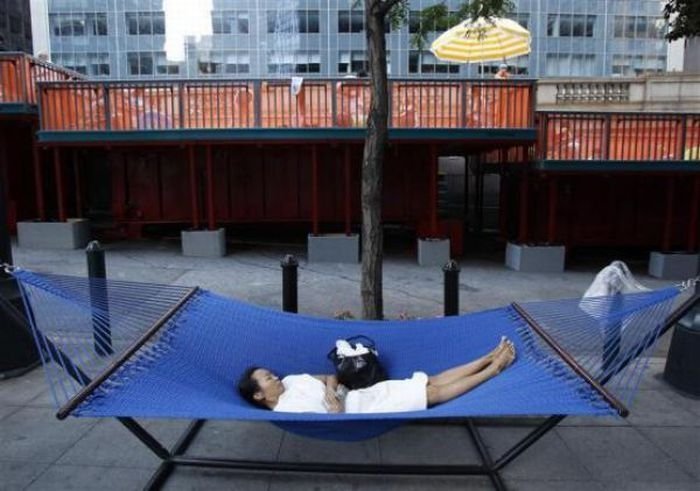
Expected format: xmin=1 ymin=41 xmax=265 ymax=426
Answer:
xmin=490 ymin=342 xmax=516 ymax=374
xmin=485 ymin=336 xmax=509 ymax=363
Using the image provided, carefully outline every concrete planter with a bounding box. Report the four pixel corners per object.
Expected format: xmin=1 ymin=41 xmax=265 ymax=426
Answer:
xmin=417 ymin=238 xmax=450 ymax=267
xmin=505 ymin=242 xmax=566 ymax=273
xmin=648 ymin=251 xmax=699 ymax=280
xmin=17 ymin=219 xmax=90 ymax=249
xmin=181 ymin=229 xmax=226 ymax=257
xmin=308 ymin=234 xmax=359 ymax=263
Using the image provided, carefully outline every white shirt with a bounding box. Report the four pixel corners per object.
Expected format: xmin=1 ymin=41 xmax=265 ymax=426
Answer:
xmin=273 ymin=374 xmax=328 ymax=413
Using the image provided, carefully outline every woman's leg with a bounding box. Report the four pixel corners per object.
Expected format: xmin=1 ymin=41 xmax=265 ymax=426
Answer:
xmin=428 ymin=338 xmax=509 ymax=387
xmin=426 ymin=346 xmax=515 ymax=406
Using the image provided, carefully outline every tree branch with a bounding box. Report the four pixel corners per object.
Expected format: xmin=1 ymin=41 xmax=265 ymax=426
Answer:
xmin=378 ymin=0 xmax=404 ymax=16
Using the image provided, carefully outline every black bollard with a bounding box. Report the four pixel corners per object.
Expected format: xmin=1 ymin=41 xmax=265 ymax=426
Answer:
xmin=86 ymin=241 xmax=112 ymax=356
xmin=443 ymin=260 xmax=460 ymax=317
xmin=281 ymin=254 xmax=298 ymax=313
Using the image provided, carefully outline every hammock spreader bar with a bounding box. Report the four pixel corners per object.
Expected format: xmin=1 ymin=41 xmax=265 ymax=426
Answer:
xmin=511 ymin=302 xmax=629 ymax=417
xmin=56 ymin=286 xmax=199 ymax=420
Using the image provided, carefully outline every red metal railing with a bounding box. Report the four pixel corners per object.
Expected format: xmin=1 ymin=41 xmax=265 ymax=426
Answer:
xmin=539 ymin=112 xmax=700 ymax=161
xmin=37 ymin=78 xmax=536 ymax=131
xmin=0 ymin=52 xmax=83 ymax=106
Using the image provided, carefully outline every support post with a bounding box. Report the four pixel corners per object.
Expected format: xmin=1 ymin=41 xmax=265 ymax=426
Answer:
xmin=53 ymin=148 xmax=66 ymax=222
xmin=344 ymin=145 xmax=351 ymax=235
xmin=311 ymin=145 xmax=319 ymax=236
xmin=518 ymin=171 xmax=529 ymax=244
xmin=188 ymin=145 xmax=200 ymax=229
xmin=31 ymin=133 xmax=45 ymax=221
xmin=547 ymin=177 xmax=558 ymax=244
xmin=205 ymin=145 xmax=215 ymax=231
xmin=430 ymin=144 xmax=438 ymax=237
xmin=73 ymin=150 xmax=82 ymax=218
xmin=688 ymin=176 xmax=700 ymax=252
xmin=86 ymin=240 xmax=112 ymax=356
xmin=281 ymin=254 xmax=298 ymax=313
xmin=662 ymin=177 xmax=675 ymax=252
xmin=443 ymin=260 xmax=460 ymax=317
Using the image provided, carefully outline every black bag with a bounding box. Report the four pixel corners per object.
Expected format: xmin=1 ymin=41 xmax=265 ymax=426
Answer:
xmin=327 ymin=335 xmax=387 ymax=390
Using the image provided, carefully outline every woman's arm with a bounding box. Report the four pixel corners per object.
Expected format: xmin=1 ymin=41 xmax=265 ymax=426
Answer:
xmin=312 ymin=374 xmax=339 ymax=391
xmin=313 ymin=375 xmax=343 ymax=413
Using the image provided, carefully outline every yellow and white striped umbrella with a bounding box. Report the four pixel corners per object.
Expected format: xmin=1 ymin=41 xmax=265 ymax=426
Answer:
xmin=430 ymin=17 xmax=531 ymax=63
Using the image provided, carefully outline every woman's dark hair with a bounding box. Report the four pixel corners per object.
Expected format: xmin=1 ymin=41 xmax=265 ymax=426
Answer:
xmin=237 ymin=366 xmax=269 ymax=409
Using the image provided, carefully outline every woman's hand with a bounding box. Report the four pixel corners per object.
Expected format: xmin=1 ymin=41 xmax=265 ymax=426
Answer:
xmin=324 ymin=387 xmax=343 ymax=413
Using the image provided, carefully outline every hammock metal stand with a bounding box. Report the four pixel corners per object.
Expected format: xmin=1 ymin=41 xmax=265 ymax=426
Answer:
xmin=24 ymin=278 xmax=700 ymax=491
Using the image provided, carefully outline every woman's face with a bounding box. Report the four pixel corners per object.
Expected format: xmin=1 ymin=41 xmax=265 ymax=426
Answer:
xmin=251 ymin=368 xmax=284 ymax=404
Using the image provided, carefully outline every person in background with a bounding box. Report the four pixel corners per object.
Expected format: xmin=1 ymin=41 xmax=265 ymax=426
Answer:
xmin=494 ymin=63 xmax=510 ymax=80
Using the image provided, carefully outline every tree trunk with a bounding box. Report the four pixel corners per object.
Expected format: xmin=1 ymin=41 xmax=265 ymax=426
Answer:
xmin=361 ymin=0 xmax=389 ymax=320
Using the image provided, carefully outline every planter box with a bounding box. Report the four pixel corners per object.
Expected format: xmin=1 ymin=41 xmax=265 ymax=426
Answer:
xmin=181 ymin=229 xmax=226 ymax=257
xmin=308 ymin=234 xmax=359 ymax=263
xmin=417 ymin=238 xmax=450 ymax=267
xmin=505 ymin=243 xmax=566 ymax=273
xmin=17 ymin=219 xmax=90 ymax=249
xmin=648 ymin=251 xmax=699 ymax=280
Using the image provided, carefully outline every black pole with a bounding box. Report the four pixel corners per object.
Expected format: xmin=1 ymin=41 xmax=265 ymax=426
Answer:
xmin=281 ymin=254 xmax=298 ymax=313
xmin=0 ymin=175 xmax=11 ymax=270
xmin=86 ymin=240 xmax=112 ymax=356
xmin=0 ymin=171 xmax=39 ymax=378
xmin=443 ymin=259 xmax=460 ymax=317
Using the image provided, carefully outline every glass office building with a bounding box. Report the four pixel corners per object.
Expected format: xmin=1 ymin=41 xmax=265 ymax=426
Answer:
xmin=32 ymin=0 xmax=670 ymax=78
xmin=1 ymin=0 xmax=33 ymax=53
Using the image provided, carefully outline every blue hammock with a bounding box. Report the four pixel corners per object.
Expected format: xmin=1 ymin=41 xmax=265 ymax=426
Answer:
xmin=11 ymin=269 xmax=680 ymax=441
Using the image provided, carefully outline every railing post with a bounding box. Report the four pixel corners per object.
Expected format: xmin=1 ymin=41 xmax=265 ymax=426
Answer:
xmin=253 ymin=80 xmax=262 ymax=128
xmin=461 ymin=81 xmax=468 ymax=128
xmin=603 ymin=113 xmax=612 ymax=160
xmin=281 ymin=255 xmax=298 ymax=313
xmin=331 ymin=79 xmax=338 ymax=127
xmin=178 ymin=82 xmax=185 ymax=129
xmin=103 ymin=83 xmax=111 ymax=131
xmin=86 ymin=240 xmax=112 ymax=356
xmin=443 ymin=260 xmax=460 ymax=317
xmin=680 ymin=115 xmax=688 ymax=161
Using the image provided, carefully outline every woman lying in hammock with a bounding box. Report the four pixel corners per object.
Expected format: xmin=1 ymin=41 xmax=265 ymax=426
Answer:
xmin=238 ymin=337 xmax=515 ymax=414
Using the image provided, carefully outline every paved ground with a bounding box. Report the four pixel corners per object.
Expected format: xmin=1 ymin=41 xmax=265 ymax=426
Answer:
xmin=1 ymin=239 xmax=699 ymax=490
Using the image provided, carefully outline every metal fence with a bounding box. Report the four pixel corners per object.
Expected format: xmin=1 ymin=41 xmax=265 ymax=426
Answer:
xmin=37 ymin=78 xmax=535 ymax=131
xmin=0 ymin=52 xmax=83 ymax=106
xmin=538 ymin=112 xmax=700 ymax=161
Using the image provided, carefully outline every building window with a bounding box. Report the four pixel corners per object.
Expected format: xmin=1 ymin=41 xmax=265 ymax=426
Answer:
xmin=409 ymin=10 xmax=460 ymax=34
xmin=338 ymin=51 xmax=367 ymax=74
xmin=88 ymin=13 xmax=108 ymax=36
xmin=507 ymin=13 xmax=529 ymax=30
xmin=267 ymin=10 xmax=320 ymax=34
xmin=545 ymin=53 xmax=596 ymax=76
xmin=338 ymin=9 xmax=388 ymax=33
xmin=613 ymin=16 xmax=664 ymax=39
xmin=53 ymin=53 xmax=87 ymax=74
xmin=127 ymin=52 xmax=154 ymax=75
xmin=126 ymin=12 xmax=165 ymax=36
xmin=50 ymin=13 xmax=107 ymax=37
xmin=50 ymin=14 xmax=86 ymax=36
xmin=612 ymin=54 xmax=666 ymax=76
xmin=9 ymin=14 xmax=21 ymax=34
xmin=268 ymin=51 xmax=320 ymax=74
xmin=88 ymin=52 xmax=110 ymax=76
xmin=547 ymin=14 xmax=595 ymax=37
xmin=212 ymin=10 xmax=249 ymax=34
xmin=198 ymin=51 xmax=250 ymax=74
xmin=409 ymin=50 xmax=459 ymax=74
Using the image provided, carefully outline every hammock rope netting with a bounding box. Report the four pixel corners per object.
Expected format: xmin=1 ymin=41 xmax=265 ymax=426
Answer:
xmin=12 ymin=270 xmax=680 ymax=441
